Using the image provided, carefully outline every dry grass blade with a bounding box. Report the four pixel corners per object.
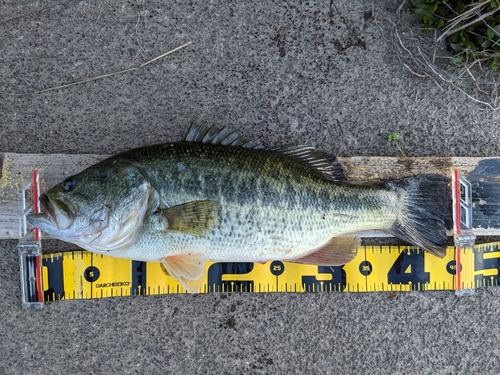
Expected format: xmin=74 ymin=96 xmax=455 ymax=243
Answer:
xmin=438 ymin=1 xmax=498 ymax=42
xmin=0 ymin=1 xmax=70 ymax=25
xmin=393 ymin=27 xmax=500 ymax=110
xmin=1 ymin=41 xmax=192 ymax=96
xmin=36 ymin=68 xmax=139 ymax=94
xmin=334 ymin=119 xmax=347 ymax=158
xmin=139 ymin=42 xmax=192 ymax=67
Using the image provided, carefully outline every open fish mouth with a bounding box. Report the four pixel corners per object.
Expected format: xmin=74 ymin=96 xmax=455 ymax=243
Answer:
xmin=39 ymin=194 xmax=55 ymax=223
xmin=31 ymin=194 xmax=75 ymax=230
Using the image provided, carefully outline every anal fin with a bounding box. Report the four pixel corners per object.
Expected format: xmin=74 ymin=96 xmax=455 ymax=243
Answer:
xmin=160 ymin=253 xmax=206 ymax=293
xmin=292 ymin=236 xmax=360 ymax=266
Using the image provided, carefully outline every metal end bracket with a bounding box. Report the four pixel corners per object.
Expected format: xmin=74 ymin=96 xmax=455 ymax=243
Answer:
xmin=452 ymin=169 xmax=476 ymax=297
xmin=18 ymin=170 xmax=44 ymax=309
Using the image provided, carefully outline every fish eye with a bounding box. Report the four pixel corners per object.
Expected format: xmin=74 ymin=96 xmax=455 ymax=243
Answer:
xmin=62 ymin=178 xmax=76 ymax=192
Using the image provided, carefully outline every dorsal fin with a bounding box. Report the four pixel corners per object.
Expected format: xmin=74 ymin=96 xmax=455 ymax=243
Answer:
xmin=182 ymin=123 xmax=263 ymax=149
xmin=268 ymin=145 xmax=346 ymax=181
xmin=182 ymin=124 xmax=345 ymax=181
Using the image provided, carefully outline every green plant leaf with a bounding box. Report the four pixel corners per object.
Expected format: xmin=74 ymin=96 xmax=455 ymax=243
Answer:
xmin=387 ymin=133 xmax=400 ymax=142
xmin=460 ymin=32 xmax=477 ymax=50
xmin=494 ymin=24 xmax=500 ymax=36
xmin=412 ymin=0 xmax=438 ymax=7
xmin=490 ymin=59 xmax=500 ymax=71
xmin=415 ymin=8 xmax=437 ymax=23
xmin=449 ymin=43 xmax=465 ymax=51
xmin=412 ymin=0 xmax=500 ymax=70
xmin=414 ymin=1 xmax=439 ymax=12
xmin=451 ymin=54 xmax=465 ymax=64
xmin=427 ymin=2 xmax=439 ymax=12
xmin=482 ymin=39 xmax=492 ymax=48
xmin=387 ymin=133 xmax=407 ymax=157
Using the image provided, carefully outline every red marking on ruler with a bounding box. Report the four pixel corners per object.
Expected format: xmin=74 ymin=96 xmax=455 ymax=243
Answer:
xmin=35 ymin=255 xmax=43 ymax=303
xmin=453 ymin=169 xmax=461 ymax=292
xmin=32 ymin=170 xmax=40 ymax=241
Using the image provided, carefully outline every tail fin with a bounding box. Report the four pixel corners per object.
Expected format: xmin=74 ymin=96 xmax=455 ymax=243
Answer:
xmin=384 ymin=174 xmax=452 ymax=258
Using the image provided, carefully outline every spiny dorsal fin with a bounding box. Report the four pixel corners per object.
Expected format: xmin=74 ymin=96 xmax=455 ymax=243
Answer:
xmin=182 ymin=123 xmax=263 ymax=149
xmin=182 ymin=124 xmax=345 ymax=181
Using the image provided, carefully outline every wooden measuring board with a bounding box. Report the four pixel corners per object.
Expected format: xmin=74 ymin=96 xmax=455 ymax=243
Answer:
xmin=39 ymin=243 xmax=499 ymax=300
xmin=4 ymin=153 xmax=500 ymax=305
xmin=3 ymin=153 xmax=500 ymax=238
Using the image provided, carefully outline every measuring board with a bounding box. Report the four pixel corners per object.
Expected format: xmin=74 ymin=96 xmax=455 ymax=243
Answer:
xmin=16 ymin=167 xmax=498 ymax=306
xmin=32 ymin=243 xmax=499 ymax=301
xmin=5 ymin=154 xmax=500 ymax=307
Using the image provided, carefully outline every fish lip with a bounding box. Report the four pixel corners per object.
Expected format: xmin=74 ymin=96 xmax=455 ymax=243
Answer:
xmin=39 ymin=193 xmax=75 ymax=230
xmin=26 ymin=211 xmax=52 ymax=229
xmin=39 ymin=194 xmax=55 ymax=223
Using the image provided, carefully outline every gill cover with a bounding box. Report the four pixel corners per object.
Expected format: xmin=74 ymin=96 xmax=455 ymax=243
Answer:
xmin=29 ymin=160 xmax=158 ymax=254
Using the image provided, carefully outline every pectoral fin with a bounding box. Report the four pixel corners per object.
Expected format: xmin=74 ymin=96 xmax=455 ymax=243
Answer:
xmin=160 ymin=253 xmax=206 ymax=293
xmin=292 ymin=236 xmax=360 ymax=266
xmin=161 ymin=200 xmax=220 ymax=235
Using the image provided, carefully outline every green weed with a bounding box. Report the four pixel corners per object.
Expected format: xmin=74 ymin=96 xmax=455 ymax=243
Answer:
xmin=412 ymin=0 xmax=500 ymax=70
xmin=387 ymin=133 xmax=407 ymax=157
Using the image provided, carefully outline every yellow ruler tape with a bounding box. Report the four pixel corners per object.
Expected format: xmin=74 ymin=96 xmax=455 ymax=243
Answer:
xmin=39 ymin=243 xmax=500 ymax=301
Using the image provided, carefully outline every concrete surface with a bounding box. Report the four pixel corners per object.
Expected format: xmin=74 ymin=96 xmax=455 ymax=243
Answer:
xmin=1 ymin=1 xmax=500 ymax=374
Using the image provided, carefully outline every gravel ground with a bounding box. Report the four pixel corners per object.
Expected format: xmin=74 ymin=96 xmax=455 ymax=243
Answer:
xmin=1 ymin=1 xmax=500 ymax=374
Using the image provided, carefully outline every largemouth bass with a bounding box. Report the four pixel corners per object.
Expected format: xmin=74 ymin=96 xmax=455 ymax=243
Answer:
xmin=27 ymin=124 xmax=451 ymax=293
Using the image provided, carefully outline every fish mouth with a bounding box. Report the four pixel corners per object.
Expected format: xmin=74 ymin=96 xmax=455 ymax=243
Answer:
xmin=39 ymin=194 xmax=55 ymax=222
xmin=30 ymin=194 xmax=75 ymax=231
